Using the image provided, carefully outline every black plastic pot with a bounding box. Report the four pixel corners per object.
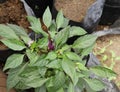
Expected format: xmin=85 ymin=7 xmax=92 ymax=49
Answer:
xmin=25 ymin=0 xmax=53 ymax=18
xmin=0 ymin=49 xmax=15 ymax=62
xmin=105 ymin=0 xmax=120 ymax=7
xmin=99 ymin=0 xmax=120 ymax=25
xmin=0 ymin=0 xmax=6 ymax=3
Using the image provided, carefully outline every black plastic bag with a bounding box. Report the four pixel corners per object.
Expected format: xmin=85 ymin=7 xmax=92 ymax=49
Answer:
xmin=0 ymin=0 xmax=6 ymax=3
xmin=99 ymin=0 xmax=120 ymax=25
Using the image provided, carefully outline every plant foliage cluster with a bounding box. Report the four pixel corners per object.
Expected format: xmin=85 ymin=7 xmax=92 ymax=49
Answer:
xmin=0 ymin=7 xmax=116 ymax=92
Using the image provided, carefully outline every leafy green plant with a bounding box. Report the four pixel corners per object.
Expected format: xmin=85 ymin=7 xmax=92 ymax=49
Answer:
xmin=0 ymin=7 xmax=116 ymax=92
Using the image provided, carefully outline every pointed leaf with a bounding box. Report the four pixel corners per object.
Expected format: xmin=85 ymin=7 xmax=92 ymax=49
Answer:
xmin=0 ymin=24 xmax=19 ymax=40
xmin=35 ymin=86 xmax=46 ymax=92
xmin=6 ymin=63 xmax=28 ymax=91
xmin=61 ymin=18 xmax=69 ymax=28
xmin=7 ymin=24 xmax=31 ymax=44
xmin=46 ymin=59 xmax=61 ymax=69
xmin=27 ymin=16 xmax=48 ymax=37
xmin=25 ymin=77 xmax=49 ymax=88
xmin=72 ymin=34 xmax=97 ymax=49
xmin=3 ymin=54 xmax=24 ymax=71
xmin=38 ymin=67 xmax=47 ymax=77
xmin=45 ymin=51 xmax=57 ymax=60
xmin=77 ymin=62 xmax=88 ymax=71
xmin=56 ymin=10 xmax=64 ymax=29
xmin=65 ymin=52 xmax=81 ymax=61
xmin=43 ymin=7 xmax=52 ymax=28
xmin=81 ymin=43 xmax=95 ymax=57
xmin=26 ymin=50 xmax=39 ymax=65
xmin=53 ymin=71 xmax=66 ymax=90
xmin=84 ymin=78 xmax=105 ymax=91
xmin=20 ymin=66 xmax=39 ymax=78
xmin=1 ymin=39 xmax=26 ymax=51
xmin=67 ymin=82 xmax=74 ymax=92
xmin=54 ymin=27 xmax=69 ymax=48
xmin=32 ymin=57 xmax=49 ymax=67
xmin=69 ymin=26 xmax=87 ymax=37
xmin=62 ymin=58 xmax=77 ymax=85
xmin=15 ymin=81 xmax=30 ymax=90
xmin=7 ymin=24 xmax=28 ymax=36
xmin=90 ymin=66 xmax=117 ymax=78
xmin=57 ymin=88 xmax=64 ymax=92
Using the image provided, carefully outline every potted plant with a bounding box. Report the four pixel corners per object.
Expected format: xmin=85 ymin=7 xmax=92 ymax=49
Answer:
xmin=0 ymin=7 xmax=116 ymax=92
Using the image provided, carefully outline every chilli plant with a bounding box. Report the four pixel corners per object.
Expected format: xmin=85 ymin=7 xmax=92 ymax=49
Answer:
xmin=0 ymin=7 xmax=116 ymax=92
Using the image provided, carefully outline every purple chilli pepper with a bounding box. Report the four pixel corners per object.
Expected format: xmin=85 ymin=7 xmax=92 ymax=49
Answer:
xmin=48 ymin=39 xmax=54 ymax=50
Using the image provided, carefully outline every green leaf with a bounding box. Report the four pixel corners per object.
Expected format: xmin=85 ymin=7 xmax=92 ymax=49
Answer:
xmin=46 ymin=77 xmax=54 ymax=88
xmin=76 ymin=62 xmax=88 ymax=71
xmin=57 ymin=88 xmax=64 ymax=92
xmin=84 ymin=78 xmax=105 ymax=91
xmin=32 ymin=57 xmax=49 ymax=67
xmin=46 ymin=59 xmax=61 ymax=69
xmin=27 ymin=16 xmax=48 ymax=37
xmin=65 ymin=52 xmax=81 ymax=61
xmin=15 ymin=81 xmax=30 ymax=90
xmin=38 ymin=67 xmax=47 ymax=77
xmin=72 ymin=34 xmax=97 ymax=49
xmin=61 ymin=18 xmax=69 ymax=28
xmin=43 ymin=7 xmax=52 ymax=28
xmin=45 ymin=51 xmax=57 ymax=60
xmin=81 ymin=43 xmax=95 ymax=57
xmin=0 ymin=24 xmax=19 ymax=40
xmin=1 ymin=39 xmax=26 ymax=51
xmin=20 ymin=66 xmax=39 ymax=78
xmin=7 ymin=24 xmax=31 ymax=44
xmin=69 ymin=26 xmax=87 ymax=37
xmin=76 ymin=79 xmax=85 ymax=91
xmin=25 ymin=77 xmax=49 ymax=88
xmin=54 ymin=27 xmax=69 ymax=48
xmin=67 ymin=82 xmax=74 ymax=92
xmin=62 ymin=58 xmax=77 ymax=85
xmin=90 ymin=66 xmax=117 ymax=78
xmin=3 ymin=54 xmax=24 ymax=71
xmin=7 ymin=72 xmax=20 ymax=91
xmin=35 ymin=86 xmax=46 ymax=92
xmin=6 ymin=63 xmax=28 ymax=91
xmin=49 ymin=21 xmax=57 ymax=39
xmin=56 ymin=10 xmax=64 ymax=29
xmin=37 ymin=37 xmax=48 ymax=48
xmin=61 ymin=44 xmax=71 ymax=52
xmin=26 ymin=50 xmax=39 ymax=65
xmin=53 ymin=71 xmax=66 ymax=90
